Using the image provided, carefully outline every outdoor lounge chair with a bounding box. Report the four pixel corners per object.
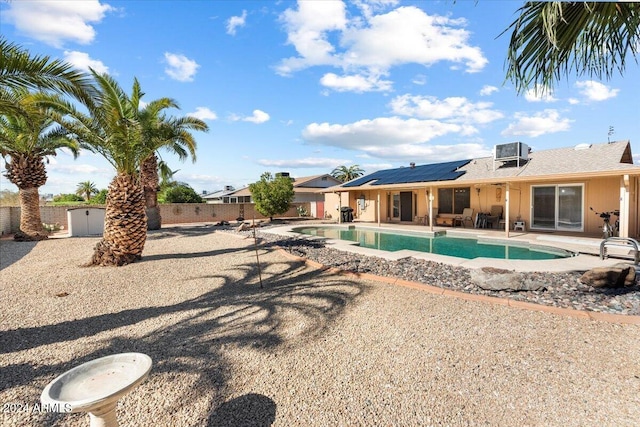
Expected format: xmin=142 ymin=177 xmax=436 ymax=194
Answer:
xmin=485 ymin=205 xmax=503 ymax=229
xmin=454 ymin=208 xmax=474 ymax=228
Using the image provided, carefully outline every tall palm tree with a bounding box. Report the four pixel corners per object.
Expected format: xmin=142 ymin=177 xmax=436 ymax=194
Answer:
xmin=0 ymin=37 xmax=94 ymax=116
xmin=40 ymin=72 xmax=156 ymax=266
xmin=139 ymin=102 xmax=208 ymax=230
xmin=76 ymin=180 xmax=98 ymax=201
xmin=331 ymin=165 xmax=365 ymax=183
xmin=0 ymin=89 xmax=79 ymax=241
xmin=503 ymin=2 xmax=640 ymax=93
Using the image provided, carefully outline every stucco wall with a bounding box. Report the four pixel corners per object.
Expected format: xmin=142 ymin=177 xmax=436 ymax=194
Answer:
xmin=0 ymin=202 xmax=310 ymax=234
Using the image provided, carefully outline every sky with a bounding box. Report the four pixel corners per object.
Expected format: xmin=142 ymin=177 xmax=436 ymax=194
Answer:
xmin=1 ymin=0 xmax=639 ymax=197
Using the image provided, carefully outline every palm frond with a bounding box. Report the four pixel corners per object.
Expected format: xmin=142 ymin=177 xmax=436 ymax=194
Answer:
xmin=503 ymin=1 xmax=640 ymax=93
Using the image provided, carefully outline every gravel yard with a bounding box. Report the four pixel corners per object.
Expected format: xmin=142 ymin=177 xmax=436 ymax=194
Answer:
xmin=1 ymin=225 xmax=639 ymax=426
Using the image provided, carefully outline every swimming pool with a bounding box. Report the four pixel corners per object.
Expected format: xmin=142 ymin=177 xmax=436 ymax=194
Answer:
xmin=291 ymin=226 xmax=573 ymax=260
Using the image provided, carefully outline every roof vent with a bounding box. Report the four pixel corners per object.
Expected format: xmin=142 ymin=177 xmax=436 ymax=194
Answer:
xmin=574 ymin=143 xmax=592 ymax=150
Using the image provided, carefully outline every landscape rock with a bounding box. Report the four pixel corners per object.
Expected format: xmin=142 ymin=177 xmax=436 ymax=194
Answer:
xmin=469 ymin=267 xmax=546 ymax=291
xmin=578 ymin=265 xmax=637 ymax=288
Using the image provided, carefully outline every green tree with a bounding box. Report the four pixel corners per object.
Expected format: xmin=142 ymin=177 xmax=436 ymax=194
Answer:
xmin=0 ymin=37 xmax=94 ymax=117
xmin=89 ymin=189 xmax=108 ymax=204
xmin=249 ymin=172 xmax=295 ymax=221
xmin=53 ymin=193 xmax=85 ymax=203
xmin=160 ymin=182 xmax=203 ymax=203
xmin=40 ymin=72 xmax=156 ymax=266
xmin=139 ymin=100 xmax=208 ymax=230
xmin=331 ymin=165 xmax=364 ymax=183
xmin=76 ymin=180 xmax=98 ymax=201
xmin=0 ymin=89 xmax=79 ymax=241
xmin=503 ymin=2 xmax=640 ymax=93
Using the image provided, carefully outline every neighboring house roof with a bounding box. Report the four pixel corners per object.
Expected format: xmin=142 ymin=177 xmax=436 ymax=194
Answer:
xmin=335 ymin=140 xmax=638 ymax=190
xmin=202 ymin=188 xmax=236 ymax=200
xmin=232 ymin=174 xmax=341 ymax=196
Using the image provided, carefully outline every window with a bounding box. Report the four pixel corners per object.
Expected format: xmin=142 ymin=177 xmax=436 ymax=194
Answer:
xmin=392 ymin=194 xmax=400 ymax=218
xmin=438 ymin=187 xmax=470 ymax=214
xmin=532 ymin=184 xmax=583 ymax=231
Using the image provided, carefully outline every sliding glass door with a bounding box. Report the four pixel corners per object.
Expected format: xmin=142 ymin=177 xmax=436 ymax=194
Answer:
xmin=532 ymin=184 xmax=584 ymax=231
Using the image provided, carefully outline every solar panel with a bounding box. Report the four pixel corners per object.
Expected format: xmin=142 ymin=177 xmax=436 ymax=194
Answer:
xmin=346 ymin=160 xmax=468 ymax=186
xmin=343 ymin=159 xmax=470 ymax=187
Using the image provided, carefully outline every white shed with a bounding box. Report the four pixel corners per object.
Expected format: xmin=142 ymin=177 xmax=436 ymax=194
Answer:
xmin=67 ymin=208 xmax=105 ymax=237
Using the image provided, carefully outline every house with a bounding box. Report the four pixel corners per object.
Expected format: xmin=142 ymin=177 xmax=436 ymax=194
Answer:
xmin=202 ymin=186 xmax=249 ymax=204
xmin=324 ymin=140 xmax=640 ymax=238
xmin=231 ymin=173 xmax=342 ymax=218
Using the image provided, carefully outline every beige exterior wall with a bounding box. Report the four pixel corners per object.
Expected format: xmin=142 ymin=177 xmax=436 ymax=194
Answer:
xmin=325 ymin=175 xmax=640 ymax=238
xmin=0 ymin=203 xmax=310 ymax=235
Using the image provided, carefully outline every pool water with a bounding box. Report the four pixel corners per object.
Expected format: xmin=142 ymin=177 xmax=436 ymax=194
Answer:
xmin=292 ymin=226 xmax=571 ymax=260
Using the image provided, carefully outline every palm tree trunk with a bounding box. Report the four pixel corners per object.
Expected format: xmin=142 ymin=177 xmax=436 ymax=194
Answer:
xmin=5 ymin=154 xmax=48 ymax=241
xmin=141 ymin=154 xmax=161 ymax=230
xmin=89 ymin=173 xmax=147 ymax=266
xmin=15 ymin=187 xmax=48 ymax=241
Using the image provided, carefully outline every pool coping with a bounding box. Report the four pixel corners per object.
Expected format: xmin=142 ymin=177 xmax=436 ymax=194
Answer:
xmin=274 ymin=243 xmax=640 ymax=326
xmin=265 ymin=224 xmax=634 ymax=273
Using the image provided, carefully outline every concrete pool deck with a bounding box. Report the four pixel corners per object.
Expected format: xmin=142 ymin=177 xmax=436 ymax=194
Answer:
xmin=265 ymin=222 xmax=636 ymax=273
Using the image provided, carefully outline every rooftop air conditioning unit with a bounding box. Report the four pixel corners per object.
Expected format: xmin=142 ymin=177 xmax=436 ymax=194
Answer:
xmin=493 ymin=142 xmax=528 ymax=169
xmin=276 ymin=172 xmax=290 ymax=178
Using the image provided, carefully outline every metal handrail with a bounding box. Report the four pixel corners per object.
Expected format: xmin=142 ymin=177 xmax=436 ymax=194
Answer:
xmin=599 ymin=237 xmax=640 ymax=264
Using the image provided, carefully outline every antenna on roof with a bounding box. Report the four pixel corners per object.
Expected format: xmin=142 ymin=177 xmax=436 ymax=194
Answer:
xmin=608 ymin=126 xmax=615 ymax=143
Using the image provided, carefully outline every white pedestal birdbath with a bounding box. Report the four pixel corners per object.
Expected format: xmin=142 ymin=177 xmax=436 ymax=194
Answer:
xmin=41 ymin=353 xmax=152 ymax=427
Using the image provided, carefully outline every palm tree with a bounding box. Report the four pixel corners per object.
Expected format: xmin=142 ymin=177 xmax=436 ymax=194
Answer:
xmin=76 ymin=180 xmax=98 ymax=201
xmin=331 ymin=165 xmax=365 ymax=183
xmin=503 ymin=2 xmax=640 ymax=93
xmin=139 ymin=102 xmax=208 ymax=230
xmin=0 ymin=89 xmax=79 ymax=240
xmin=40 ymin=72 xmax=156 ymax=266
xmin=0 ymin=37 xmax=94 ymax=116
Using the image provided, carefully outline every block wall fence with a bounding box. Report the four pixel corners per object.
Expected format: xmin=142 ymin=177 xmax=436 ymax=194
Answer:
xmin=0 ymin=202 xmax=310 ymax=236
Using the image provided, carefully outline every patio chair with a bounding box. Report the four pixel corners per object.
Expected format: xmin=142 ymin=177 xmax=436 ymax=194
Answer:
xmin=485 ymin=205 xmax=503 ymax=229
xmin=454 ymin=208 xmax=474 ymax=228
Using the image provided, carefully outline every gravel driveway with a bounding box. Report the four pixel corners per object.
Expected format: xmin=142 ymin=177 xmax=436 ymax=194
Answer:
xmin=1 ymin=226 xmax=639 ymax=426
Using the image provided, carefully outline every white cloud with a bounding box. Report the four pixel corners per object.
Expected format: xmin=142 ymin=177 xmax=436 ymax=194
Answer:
xmin=230 ymin=110 xmax=270 ymax=124
xmin=187 ymin=107 xmax=218 ymax=121
xmin=258 ymin=157 xmax=352 ymax=168
xmin=63 ymin=51 xmax=109 ymax=74
xmin=304 ymin=117 xmax=457 ymax=148
xmin=3 ymin=0 xmax=113 ymax=47
xmin=320 ymin=72 xmax=392 ymax=92
xmin=479 ymin=85 xmax=498 ymax=96
xmin=568 ymin=98 xmax=580 ymax=105
xmin=412 ymin=74 xmax=427 ymax=85
xmin=501 ymin=109 xmax=572 ymax=138
xmin=226 ymin=10 xmax=247 ymax=35
xmin=164 ymin=53 xmax=199 ymax=82
xmin=277 ymin=0 xmax=347 ymax=74
xmin=524 ymin=85 xmax=558 ymax=103
xmin=575 ymin=80 xmax=619 ymax=101
xmin=277 ymin=3 xmax=487 ymax=93
xmin=389 ymin=94 xmax=504 ymax=125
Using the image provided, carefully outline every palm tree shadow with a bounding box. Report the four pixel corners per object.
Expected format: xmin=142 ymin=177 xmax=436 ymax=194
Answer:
xmin=206 ymin=393 xmax=276 ymax=427
xmin=1 ymin=248 xmax=370 ymax=425
xmin=0 ymin=240 xmax=38 ymax=270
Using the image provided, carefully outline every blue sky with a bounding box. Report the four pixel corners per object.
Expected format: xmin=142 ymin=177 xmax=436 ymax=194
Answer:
xmin=1 ymin=0 xmax=638 ymax=196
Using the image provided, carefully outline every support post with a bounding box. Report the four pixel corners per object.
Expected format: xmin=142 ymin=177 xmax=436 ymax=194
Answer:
xmin=377 ymin=192 xmax=381 ymax=227
xmin=505 ymin=183 xmax=510 ymax=238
